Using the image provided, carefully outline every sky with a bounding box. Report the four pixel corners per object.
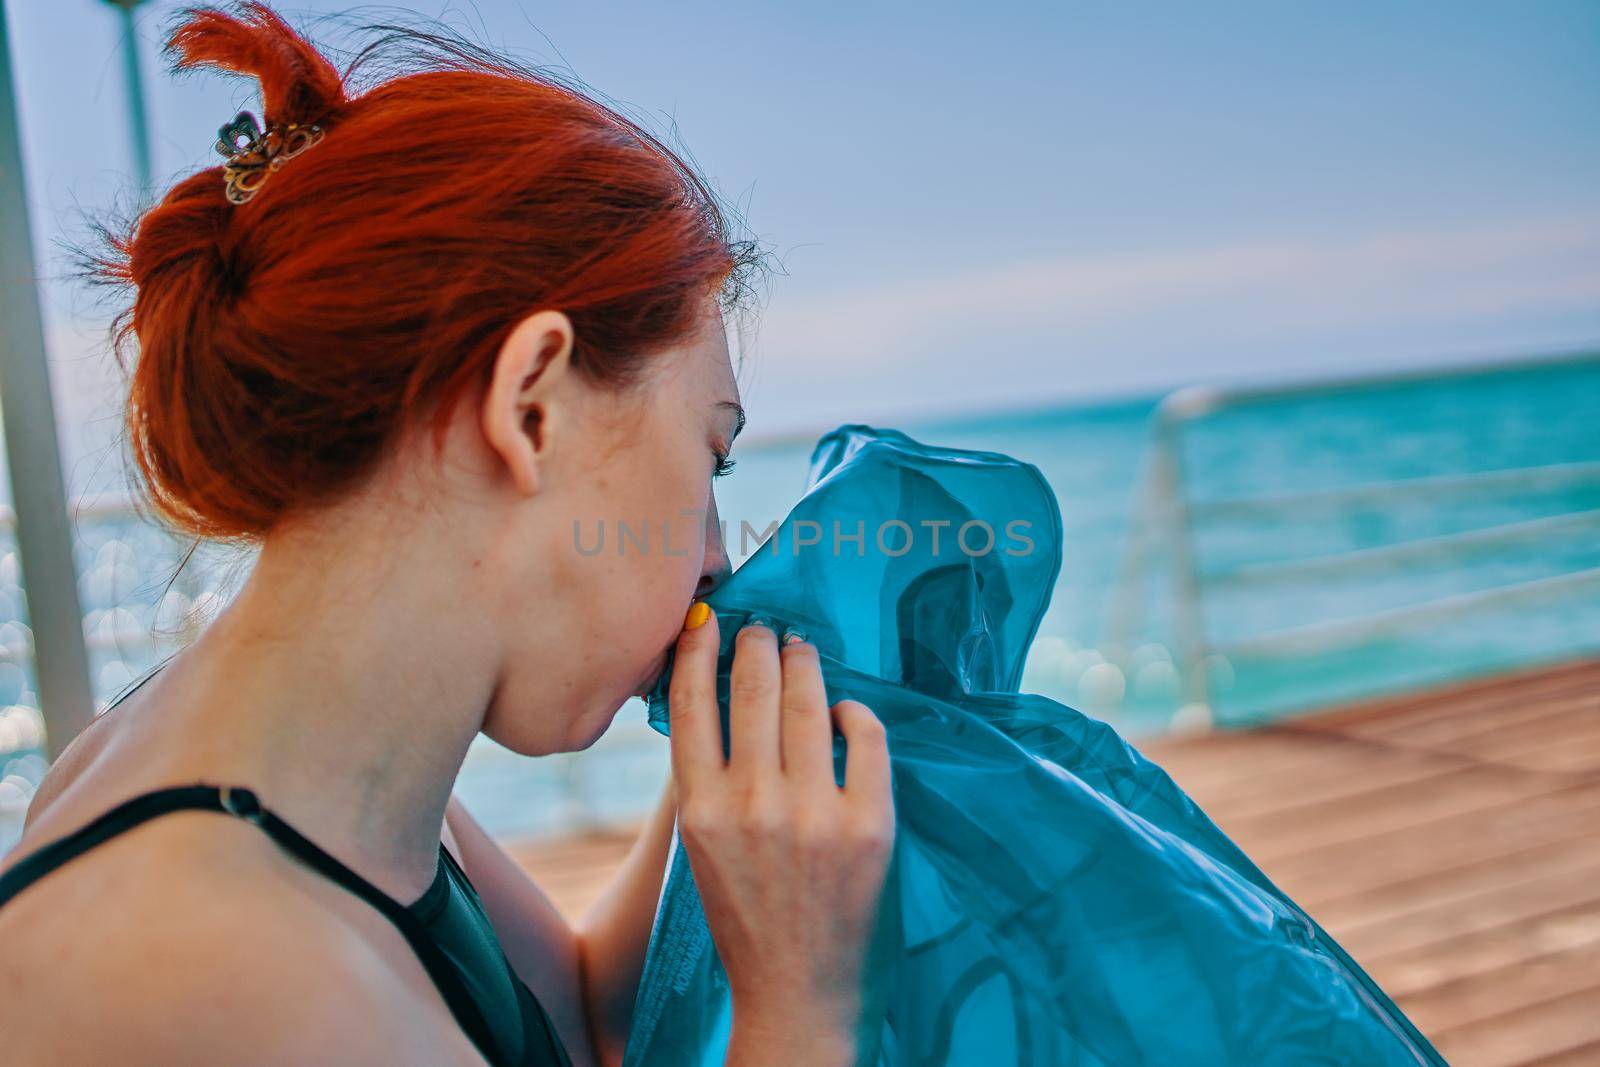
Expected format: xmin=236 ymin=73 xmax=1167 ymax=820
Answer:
xmin=4 ymin=0 xmax=1599 ymax=486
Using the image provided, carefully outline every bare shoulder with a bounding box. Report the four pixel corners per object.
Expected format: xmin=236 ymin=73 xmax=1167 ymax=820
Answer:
xmin=21 ymin=710 xmax=117 ymax=834
xmin=0 ymin=812 xmax=484 ymax=1066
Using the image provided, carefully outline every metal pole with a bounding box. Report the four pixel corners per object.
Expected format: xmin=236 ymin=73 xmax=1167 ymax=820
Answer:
xmin=103 ymin=0 xmax=154 ymax=202
xmin=1101 ymin=446 xmax=1157 ymax=657
xmin=0 ymin=0 xmax=96 ymax=757
xmin=1153 ymin=415 xmax=1211 ymax=712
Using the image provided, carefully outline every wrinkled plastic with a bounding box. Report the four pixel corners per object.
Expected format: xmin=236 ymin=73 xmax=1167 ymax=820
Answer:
xmin=623 ymin=424 xmax=1444 ymax=1066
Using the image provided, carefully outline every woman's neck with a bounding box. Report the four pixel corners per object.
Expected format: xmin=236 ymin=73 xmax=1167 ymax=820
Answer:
xmin=115 ymin=515 xmax=502 ymax=904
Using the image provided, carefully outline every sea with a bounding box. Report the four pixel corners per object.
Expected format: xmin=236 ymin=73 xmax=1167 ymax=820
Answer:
xmin=1 ymin=355 xmax=1596 ymax=845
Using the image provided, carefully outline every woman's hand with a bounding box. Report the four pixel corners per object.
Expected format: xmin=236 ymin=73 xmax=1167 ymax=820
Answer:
xmin=668 ymin=604 xmax=896 ymax=1066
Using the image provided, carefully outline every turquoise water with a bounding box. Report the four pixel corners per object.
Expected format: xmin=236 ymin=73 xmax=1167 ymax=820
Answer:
xmin=2 ymin=357 xmax=1597 ymax=842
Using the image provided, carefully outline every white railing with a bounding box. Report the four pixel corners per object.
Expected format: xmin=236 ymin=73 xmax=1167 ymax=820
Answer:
xmin=1103 ymin=349 xmax=1600 ymax=719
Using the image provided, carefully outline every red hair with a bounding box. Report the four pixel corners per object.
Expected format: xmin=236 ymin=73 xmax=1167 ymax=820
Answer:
xmin=80 ymin=1 xmax=769 ymax=543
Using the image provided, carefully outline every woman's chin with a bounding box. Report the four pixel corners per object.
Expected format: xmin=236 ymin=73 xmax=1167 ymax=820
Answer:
xmin=568 ymin=700 xmax=630 ymax=751
xmin=632 ymin=648 xmax=672 ymax=700
xmin=487 ymin=699 xmax=625 ymax=756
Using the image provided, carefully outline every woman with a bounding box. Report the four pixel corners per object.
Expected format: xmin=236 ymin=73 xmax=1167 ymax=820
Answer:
xmin=0 ymin=3 xmax=895 ymax=1065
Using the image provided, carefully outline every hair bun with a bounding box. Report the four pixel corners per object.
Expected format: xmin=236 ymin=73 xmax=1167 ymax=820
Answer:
xmin=164 ymin=1 xmax=347 ymax=128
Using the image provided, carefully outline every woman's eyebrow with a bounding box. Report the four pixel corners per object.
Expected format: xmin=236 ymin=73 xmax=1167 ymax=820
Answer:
xmin=716 ymin=400 xmax=746 ymax=442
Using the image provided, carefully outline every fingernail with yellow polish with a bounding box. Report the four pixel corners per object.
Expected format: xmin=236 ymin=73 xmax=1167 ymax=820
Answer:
xmin=684 ymin=601 xmax=711 ymax=630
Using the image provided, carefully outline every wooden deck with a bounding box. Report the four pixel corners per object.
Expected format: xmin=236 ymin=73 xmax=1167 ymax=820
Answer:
xmin=512 ymin=656 xmax=1600 ymax=1067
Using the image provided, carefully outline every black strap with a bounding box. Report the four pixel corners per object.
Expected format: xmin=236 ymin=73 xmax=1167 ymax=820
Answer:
xmin=0 ymin=784 xmax=504 ymax=1066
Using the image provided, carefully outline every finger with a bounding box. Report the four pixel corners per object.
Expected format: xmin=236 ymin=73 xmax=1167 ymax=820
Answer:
xmin=668 ymin=601 xmax=723 ymax=785
xmin=778 ymin=635 xmax=835 ymax=787
xmin=727 ymin=615 xmax=782 ymax=776
xmin=832 ymin=699 xmax=891 ymax=802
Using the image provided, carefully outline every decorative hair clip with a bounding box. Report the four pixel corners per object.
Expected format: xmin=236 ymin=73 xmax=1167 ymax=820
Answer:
xmin=214 ymin=110 xmax=324 ymax=205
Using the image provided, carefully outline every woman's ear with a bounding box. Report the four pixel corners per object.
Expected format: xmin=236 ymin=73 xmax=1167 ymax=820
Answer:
xmin=481 ymin=309 xmax=575 ymax=497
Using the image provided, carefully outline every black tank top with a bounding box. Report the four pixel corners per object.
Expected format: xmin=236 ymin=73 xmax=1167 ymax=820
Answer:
xmin=0 ymin=667 xmax=573 ymax=1067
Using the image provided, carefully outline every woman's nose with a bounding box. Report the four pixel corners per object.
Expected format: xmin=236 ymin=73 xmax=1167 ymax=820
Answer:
xmin=694 ymin=571 xmax=724 ymax=601
xmin=696 ymin=545 xmax=732 ymax=599
xmin=697 ymin=509 xmax=733 ymax=598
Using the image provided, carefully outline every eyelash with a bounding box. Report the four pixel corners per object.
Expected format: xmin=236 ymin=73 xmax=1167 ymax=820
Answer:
xmin=713 ymin=452 xmax=737 ymax=479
